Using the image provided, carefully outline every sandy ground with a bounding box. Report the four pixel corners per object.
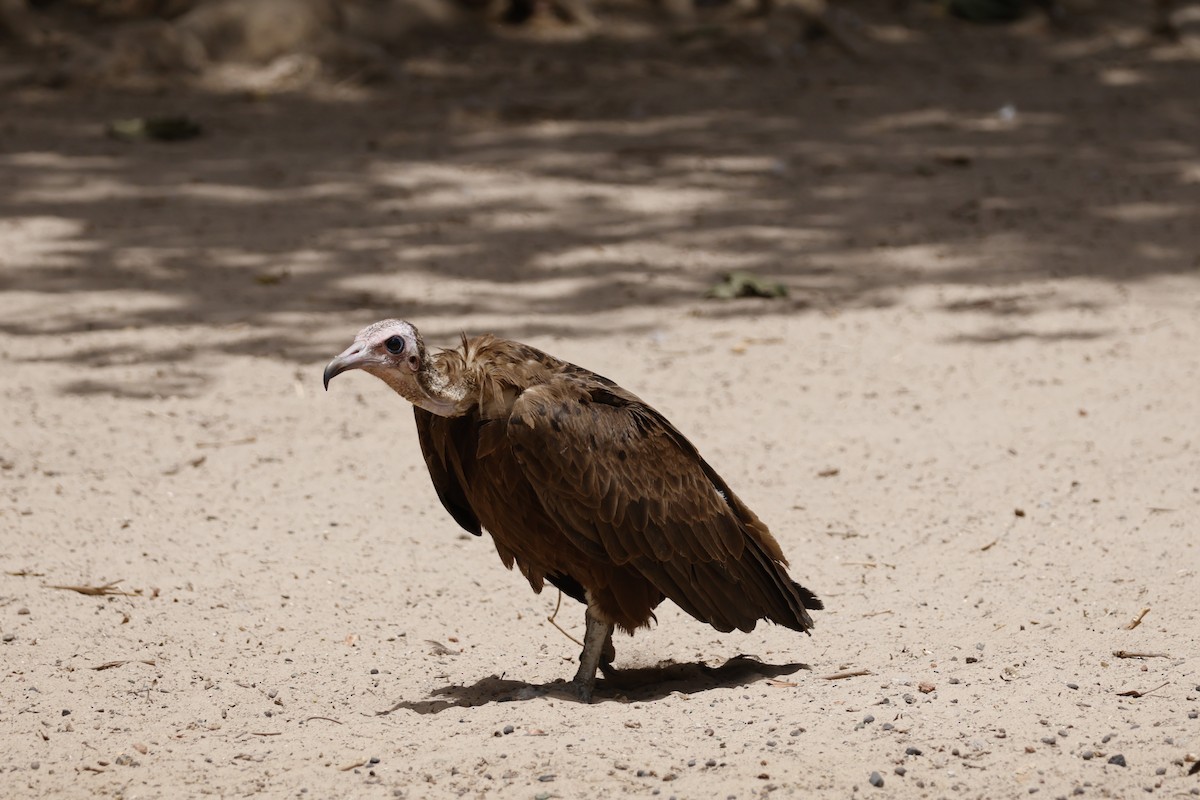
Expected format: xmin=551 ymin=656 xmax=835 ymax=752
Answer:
xmin=2 ymin=4 xmax=1199 ymax=798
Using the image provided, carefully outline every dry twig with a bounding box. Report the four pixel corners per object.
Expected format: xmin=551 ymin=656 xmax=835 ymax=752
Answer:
xmin=546 ymin=590 xmax=584 ymax=648
xmin=1124 ymin=607 xmax=1151 ymax=630
xmin=89 ymin=660 xmax=156 ymax=671
xmin=1116 ymin=681 xmax=1169 ymax=699
xmin=47 ymin=580 xmax=138 ymax=597
xmin=821 ymin=669 xmax=871 ymax=680
xmin=1112 ymin=650 xmax=1169 ymax=660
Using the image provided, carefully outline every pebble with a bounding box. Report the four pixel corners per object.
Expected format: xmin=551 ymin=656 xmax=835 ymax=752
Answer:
xmin=906 ymin=747 xmax=923 ymax=756
xmin=2 ymin=633 xmax=15 ymax=642
xmin=882 ymin=723 xmax=894 ymax=731
xmin=537 ymin=775 xmax=555 ymax=782
xmin=62 ymin=710 xmax=70 ymax=717
xmin=30 ymin=762 xmax=39 ymax=770
xmin=368 ymin=757 xmax=380 ymax=765
xmin=705 ymin=759 xmax=717 ymax=767
xmin=790 ymin=728 xmax=804 ymax=737
xmin=869 ymin=771 xmax=884 ymax=788
xmin=687 ymin=759 xmax=695 ymax=767
xmin=1059 ymin=730 xmax=1068 ymax=738
xmin=502 ymin=725 xmax=514 ymax=735
xmin=1081 ymin=751 xmax=1094 ymax=760
xmin=948 ymin=677 xmax=961 ymax=685
xmin=17 ymin=608 xmax=29 ymax=615
xmin=903 ymin=694 xmax=915 ymax=705
xmin=1102 ymin=734 xmax=1114 ymax=744
xmin=766 ymin=740 xmax=777 ymax=747
xmin=1156 ymin=767 xmax=1167 ymax=775
xmin=1067 ymin=683 xmax=1079 ymax=690
xmin=370 ymin=669 xmax=379 ymax=675
xmin=1042 ymin=737 xmax=1057 ymax=746
xmin=1189 ymin=711 xmax=1198 ymax=720
xmin=863 ymin=715 xmax=875 ymax=725
xmin=1108 ymin=754 xmax=1127 ymax=767
xmin=894 ymin=766 xmax=906 ymax=776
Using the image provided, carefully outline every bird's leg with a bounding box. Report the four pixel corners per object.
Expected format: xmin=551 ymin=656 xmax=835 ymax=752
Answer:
xmin=568 ymin=606 xmax=613 ymax=703
xmin=598 ymin=625 xmax=617 ymax=679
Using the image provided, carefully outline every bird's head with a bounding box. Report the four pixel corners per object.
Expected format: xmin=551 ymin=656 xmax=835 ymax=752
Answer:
xmin=323 ymin=320 xmax=465 ymax=417
xmin=323 ymin=319 xmax=424 ymax=391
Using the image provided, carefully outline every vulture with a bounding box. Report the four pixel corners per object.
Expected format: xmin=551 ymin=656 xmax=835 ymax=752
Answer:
xmin=323 ymin=320 xmax=823 ymax=702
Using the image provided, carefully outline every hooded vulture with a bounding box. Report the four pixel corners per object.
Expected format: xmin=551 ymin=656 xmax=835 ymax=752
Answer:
xmin=323 ymin=319 xmax=823 ymax=701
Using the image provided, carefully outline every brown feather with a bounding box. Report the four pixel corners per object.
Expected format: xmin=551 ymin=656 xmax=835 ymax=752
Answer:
xmin=410 ymin=333 xmax=822 ymax=636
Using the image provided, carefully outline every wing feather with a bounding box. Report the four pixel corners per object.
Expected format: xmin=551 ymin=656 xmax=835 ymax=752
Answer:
xmin=507 ymin=378 xmax=819 ymax=633
xmin=414 ymin=408 xmax=481 ymax=536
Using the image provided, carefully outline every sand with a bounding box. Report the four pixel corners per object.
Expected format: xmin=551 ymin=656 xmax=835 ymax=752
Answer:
xmin=1 ymin=4 xmax=1198 ymax=797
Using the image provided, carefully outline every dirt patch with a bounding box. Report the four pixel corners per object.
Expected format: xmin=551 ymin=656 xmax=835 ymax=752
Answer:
xmin=1 ymin=3 xmax=1198 ymax=797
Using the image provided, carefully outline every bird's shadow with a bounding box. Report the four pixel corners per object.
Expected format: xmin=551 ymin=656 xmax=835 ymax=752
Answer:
xmin=378 ymin=656 xmax=809 ymax=715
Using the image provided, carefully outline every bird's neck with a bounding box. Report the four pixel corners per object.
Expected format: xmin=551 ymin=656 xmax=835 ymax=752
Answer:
xmin=414 ymin=355 xmax=468 ymax=417
xmin=369 ymin=351 xmax=467 ymax=417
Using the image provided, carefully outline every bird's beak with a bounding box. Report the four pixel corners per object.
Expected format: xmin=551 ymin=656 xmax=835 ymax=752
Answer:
xmin=323 ymin=342 xmax=367 ymax=391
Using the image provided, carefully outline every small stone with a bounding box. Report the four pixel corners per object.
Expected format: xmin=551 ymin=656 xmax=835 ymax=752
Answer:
xmin=370 ymin=668 xmax=379 ymax=675
xmin=1189 ymin=711 xmax=1198 ymax=720
xmin=975 ymin=643 xmax=985 ymax=651
xmin=1042 ymin=737 xmax=1057 ymax=746
xmin=30 ymin=762 xmax=40 ymax=770
xmin=1067 ymin=683 xmax=1079 ymax=690
xmin=687 ymin=759 xmax=696 ymax=767
xmin=114 ymin=754 xmax=135 ymax=766
xmin=1107 ymin=754 xmax=1126 ymax=767
xmin=906 ymin=747 xmax=922 ymax=756
xmin=267 ymin=689 xmax=278 ymax=698
xmin=1081 ymin=751 xmax=1094 ymax=760
xmin=62 ymin=710 xmax=70 ymax=717
xmin=863 ymin=715 xmax=875 ymax=724
xmin=869 ymin=771 xmax=884 ymax=788
xmin=894 ymin=766 xmax=906 ymax=776
xmin=766 ymin=740 xmax=777 ymax=747
xmin=882 ymin=723 xmax=894 ymax=731
xmin=17 ymin=608 xmax=29 ymax=615
xmin=706 ymin=759 xmax=717 ymax=767
xmin=965 ymin=657 xmax=979 ymax=664
xmin=790 ymin=728 xmax=804 ymax=737
xmin=949 ymin=677 xmax=961 ymax=685
xmin=1155 ymin=767 xmax=1166 ymax=775
xmin=368 ymin=757 xmax=380 ymax=765
xmin=637 ymin=770 xmax=648 ymax=777
xmin=903 ymin=694 xmax=915 ymax=705
xmin=537 ymin=775 xmax=555 ymax=782
xmin=2 ymin=633 xmax=15 ymax=642
xmin=1059 ymin=730 xmax=1068 ymax=738
xmin=1102 ymin=734 xmax=1114 ymax=744
xmin=918 ymin=682 xmax=935 ymax=694
xmin=502 ymin=725 xmax=514 ymax=735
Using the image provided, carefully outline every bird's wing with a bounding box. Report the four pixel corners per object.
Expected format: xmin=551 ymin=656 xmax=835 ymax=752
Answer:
xmin=414 ymin=407 xmax=481 ymax=536
xmin=507 ymin=379 xmax=816 ymax=633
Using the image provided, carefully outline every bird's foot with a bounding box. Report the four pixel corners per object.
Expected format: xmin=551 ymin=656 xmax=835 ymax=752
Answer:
xmin=563 ymin=675 xmax=596 ymax=703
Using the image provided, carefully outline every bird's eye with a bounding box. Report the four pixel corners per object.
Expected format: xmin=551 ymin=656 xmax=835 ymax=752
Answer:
xmin=384 ymin=335 xmax=405 ymax=354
